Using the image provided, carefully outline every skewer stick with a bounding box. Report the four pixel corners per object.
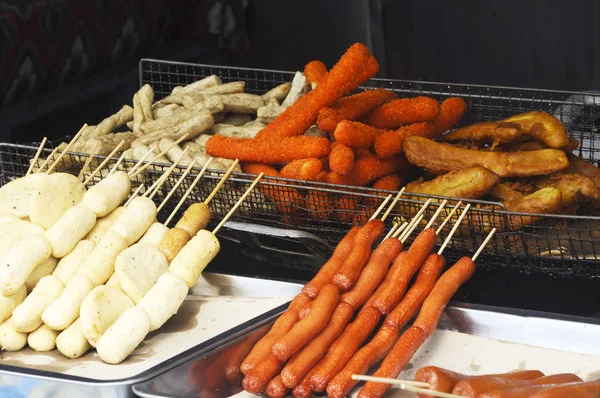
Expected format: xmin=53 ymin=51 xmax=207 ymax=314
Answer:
xmin=108 ymin=151 xmax=127 ymax=177
xmin=380 ymin=187 xmax=406 ymax=222
xmin=125 ymin=184 xmax=145 ymax=207
xmin=26 ymin=137 xmax=48 ymax=176
xmin=400 ymin=214 xmax=424 ymax=244
xmin=369 ymin=194 xmax=393 ymax=221
xmin=383 ymin=223 xmax=400 ymax=241
xmin=212 ymin=173 xmax=264 ymax=235
xmin=77 ymin=146 xmax=99 ymax=180
xmin=157 ymin=158 xmax=198 ymax=212
xmin=128 ymin=147 xmax=156 ymax=176
xmin=82 ymin=140 xmax=126 ymax=185
xmin=165 ymin=158 xmax=214 ymax=227
xmin=424 ymin=199 xmax=448 ymax=230
xmin=436 ymin=201 xmax=462 ymax=235
xmin=398 ymin=199 xmax=432 ymax=242
xmin=472 ymin=228 xmax=497 ymax=261
xmin=36 ymin=147 xmax=60 ymax=173
xmin=438 ymin=203 xmax=471 ymax=255
xmin=204 ymin=159 xmax=240 ymax=205
xmin=391 ymin=222 xmax=409 ymax=239
xmin=46 ymin=124 xmax=87 ymax=174
xmin=147 ymin=147 xmax=190 ymax=200
xmin=351 ymin=375 xmax=430 ymax=388
xmin=129 ymin=133 xmax=190 ymax=178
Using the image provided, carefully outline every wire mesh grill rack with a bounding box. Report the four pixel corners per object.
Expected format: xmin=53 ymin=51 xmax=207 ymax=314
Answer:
xmin=1 ymin=60 xmax=600 ymax=277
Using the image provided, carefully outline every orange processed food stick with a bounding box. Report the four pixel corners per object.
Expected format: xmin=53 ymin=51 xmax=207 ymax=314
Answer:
xmin=340 ymin=238 xmax=403 ymax=309
xmin=317 ymin=89 xmax=398 ymax=133
xmin=371 ymin=228 xmax=437 ymax=314
xmin=280 ymin=302 xmax=354 ymax=388
xmin=304 ymin=60 xmax=328 ymax=87
xmin=373 ymin=129 xmax=406 ymax=159
xmin=309 ymin=306 xmax=383 ymax=392
xmin=255 ymin=43 xmax=372 ymax=141
xmin=482 ymin=380 xmax=596 ymax=398
xmin=350 ymin=154 xmax=410 ymax=186
xmin=357 ymin=326 xmax=427 ymax=398
xmin=371 ymin=173 xmax=405 ymax=191
xmin=243 ymin=354 xmax=285 ymax=394
xmin=242 ymin=162 xmax=304 ymax=219
xmin=432 ymin=97 xmax=468 ymax=135
xmin=303 ymin=226 xmax=361 ymax=298
xmin=266 ymin=375 xmax=289 ymax=398
xmin=364 ymin=97 xmax=440 ymax=129
xmin=333 ymin=120 xmax=383 ymax=149
xmin=304 ymin=190 xmax=334 ymax=222
xmin=293 ymin=366 xmax=320 ymax=398
xmin=330 ymin=252 xmax=444 ymax=398
xmin=326 ymin=171 xmax=354 ymax=186
xmin=298 ymin=301 xmax=313 ymax=320
xmin=241 ymin=309 xmax=300 ymax=374
xmin=207 ymin=135 xmax=331 ymax=163
xmin=383 ymin=253 xmax=445 ymax=328
xmin=452 ymin=373 xmax=583 ymax=398
xmin=353 ymin=56 xmax=380 ymax=87
xmin=332 ymin=219 xmax=386 ymax=291
xmin=280 ymin=158 xmax=323 ymax=181
xmin=412 ymin=256 xmax=476 ymax=337
xmin=329 ymin=142 xmax=355 ymax=175
xmin=272 ymin=284 xmax=341 ymax=362
xmin=414 ymin=367 xmax=546 ymax=398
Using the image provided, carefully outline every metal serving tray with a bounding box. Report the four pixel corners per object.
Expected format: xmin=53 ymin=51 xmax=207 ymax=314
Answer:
xmin=0 ymin=272 xmax=302 ymax=398
xmin=133 ymin=302 xmax=600 ymax=398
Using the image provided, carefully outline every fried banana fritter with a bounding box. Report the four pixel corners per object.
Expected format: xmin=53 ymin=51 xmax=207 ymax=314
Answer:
xmin=503 ymin=111 xmax=569 ymax=148
xmin=406 ymin=166 xmax=500 ymax=199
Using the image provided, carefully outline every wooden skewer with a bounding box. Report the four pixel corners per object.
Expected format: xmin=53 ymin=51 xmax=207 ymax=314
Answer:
xmin=129 ymin=133 xmax=190 ymax=178
xmin=391 ymin=222 xmax=409 ymax=239
xmin=383 ymin=223 xmax=400 ymax=241
xmin=472 ymin=228 xmax=497 ymax=261
xmin=77 ymin=146 xmax=99 ymax=180
xmin=400 ymin=214 xmax=424 ymax=244
xmin=380 ymin=187 xmax=406 ymax=222
xmin=351 ymin=374 xmax=430 ymax=388
xmin=438 ymin=203 xmax=471 ymax=255
xmin=369 ymin=194 xmax=393 ymax=221
xmin=165 ymin=157 xmax=214 ymax=227
xmin=36 ymin=147 xmax=60 ymax=173
xmin=128 ymin=147 xmax=156 ymax=176
xmin=46 ymin=124 xmax=87 ymax=174
xmin=436 ymin=201 xmax=463 ymax=235
xmin=82 ymin=140 xmax=126 ymax=185
xmin=157 ymin=158 xmax=198 ymax=212
xmin=125 ymin=184 xmax=145 ymax=207
xmin=26 ymin=137 xmax=48 ymax=176
xmin=108 ymin=151 xmax=127 ymax=177
xmin=424 ymin=199 xmax=448 ymax=230
xmin=147 ymin=147 xmax=190 ymax=200
xmin=398 ymin=198 xmax=432 ymax=242
xmin=212 ymin=172 xmax=264 ymax=235
xmin=204 ymin=159 xmax=240 ymax=205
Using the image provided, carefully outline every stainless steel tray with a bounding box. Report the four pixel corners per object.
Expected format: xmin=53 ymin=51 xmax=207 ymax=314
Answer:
xmin=0 ymin=273 xmax=303 ymax=398
xmin=133 ymin=303 xmax=600 ymax=398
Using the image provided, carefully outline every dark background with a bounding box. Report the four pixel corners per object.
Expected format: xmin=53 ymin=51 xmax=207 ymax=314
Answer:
xmin=2 ymin=0 xmax=600 ymax=142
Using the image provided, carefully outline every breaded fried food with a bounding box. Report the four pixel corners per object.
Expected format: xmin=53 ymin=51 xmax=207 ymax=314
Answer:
xmin=403 ymin=136 xmax=569 ymax=178
xmin=478 ymin=187 xmax=562 ymax=232
xmin=487 ymin=183 xmax=525 ymax=202
xmin=565 ymin=153 xmax=600 ymax=187
xmin=405 ymin=166 xmax=500 ymax=199
xmin=534 ymin=172 xmax=600 ymax=213
xmin=439 ymin=121 xmax=523 ymax=149
xmin=503 ymin=111 xmax=569 ymax=148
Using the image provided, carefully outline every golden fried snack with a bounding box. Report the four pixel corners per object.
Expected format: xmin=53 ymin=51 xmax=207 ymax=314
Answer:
xmin=81 ymin=105 xmax=133 ymax=141
xmin=132 ymin=111 xmax=214 ymax=146
xmin=478 ymin=187 xmax=562 ymax=232
xmin=133 ymin=84 xmax=154 ymax=135
xmin=439 ymin=121 xmax=523 ymax=149
xmin=503 ymin=111 xmax=569 ymax=148
xmin=84 ymin=132 xmax=137 ymax=156
xmin=487 ymin=183 xmax=524 ymax=202
xmin=405 ymin=166 xmax=500 ymax=199
xmin=262 ymin=83 xmax=292 ymax=103
xmin=403 ymin=136 xmax=569 ymax=178
xmin=257 ymin=99 xmax=284 ymax=124
xmin=499 ymin=137 xmax=579 ymax=152
xmin=565 ymin=154 xmax=600 ymax=187
xmin=534 ymin=172 xmax=600 ymax=213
